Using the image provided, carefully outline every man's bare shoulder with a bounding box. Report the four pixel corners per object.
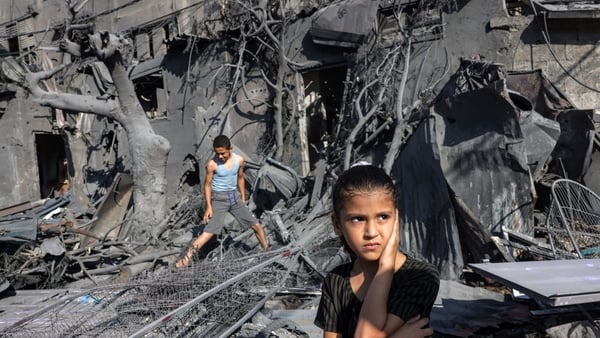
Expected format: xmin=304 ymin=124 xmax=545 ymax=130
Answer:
xmin=236 ymin=154 xmax=245 ymax=165
xmin=206 ymin=159 xmax=218 ymax=171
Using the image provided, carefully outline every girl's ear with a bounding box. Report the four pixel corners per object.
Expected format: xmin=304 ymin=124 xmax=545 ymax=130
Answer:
xmin=395 ymin=208 xmax=401 ymax=227
xmin=331 ymin=213 xmax=342 ymax=236
xmin=395 ymin=208 xmax=401 ymax=245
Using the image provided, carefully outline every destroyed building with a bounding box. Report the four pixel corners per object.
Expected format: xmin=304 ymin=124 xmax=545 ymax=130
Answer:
xmin=0 ymin=0 xmax=600 ymax=336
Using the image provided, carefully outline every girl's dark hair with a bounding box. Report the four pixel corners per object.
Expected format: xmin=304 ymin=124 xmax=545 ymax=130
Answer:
xmin=332 ymin=164 xmax=397 ymax=215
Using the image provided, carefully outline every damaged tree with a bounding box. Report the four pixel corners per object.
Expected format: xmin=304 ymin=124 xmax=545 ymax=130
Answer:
xmin=18 ymin=25 xmax=171 ymax=241
xmin=3 ymin=0 xmax=600 ymax=336
xmin=216 ymin=0 xmax=317 ymax=162
xmin=323 ymin=0 xmax=447 ymax=172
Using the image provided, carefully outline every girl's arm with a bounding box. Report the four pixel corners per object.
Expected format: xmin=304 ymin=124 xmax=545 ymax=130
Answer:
xmin=354 ymin=213 xmax=400 ymax=338
xmin=389 ymin=315 xmax=433 ymax=338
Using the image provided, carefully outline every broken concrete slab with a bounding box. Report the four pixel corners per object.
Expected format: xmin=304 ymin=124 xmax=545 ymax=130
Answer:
xmin=81 ymin=173 xmax=133 ymax=247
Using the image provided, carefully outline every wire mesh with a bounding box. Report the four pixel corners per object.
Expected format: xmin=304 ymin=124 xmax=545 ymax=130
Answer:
xmin=3 ymin=249 xmax=297 ymax=338
xmin=545 ymin=179 xmax=600 ymax=259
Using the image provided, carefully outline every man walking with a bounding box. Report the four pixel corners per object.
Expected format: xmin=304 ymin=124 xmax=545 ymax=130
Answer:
xmin=176 ymin=135 xmax=268 ymax=267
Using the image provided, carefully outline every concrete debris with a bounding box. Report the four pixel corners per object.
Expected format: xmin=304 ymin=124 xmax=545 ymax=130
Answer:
xmin=1 ymin=0 xmax=600 ymax=336
xmin=310 ymin=0 xmax=380 ymax=48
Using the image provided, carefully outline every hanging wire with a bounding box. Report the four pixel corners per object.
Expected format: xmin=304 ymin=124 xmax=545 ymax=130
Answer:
xmin=529 ymin=1 xmax=600 ymax=94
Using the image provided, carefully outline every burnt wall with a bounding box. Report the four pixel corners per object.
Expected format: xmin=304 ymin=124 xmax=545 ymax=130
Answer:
xmin=514 ymin=16 xmax=600 ymax=109
xmin=0 ymin=91 xmax=41 ymax=206
xmin=408 ymin=0 xmax=600 ymax=110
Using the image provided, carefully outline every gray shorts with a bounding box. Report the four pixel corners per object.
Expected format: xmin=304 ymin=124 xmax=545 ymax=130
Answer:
xmin=204 ymin=190 xmax=259 ymax=234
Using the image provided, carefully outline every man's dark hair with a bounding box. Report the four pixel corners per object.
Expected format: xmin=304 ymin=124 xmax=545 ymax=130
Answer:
xmin=213 ymin=135 xmax=231 ymax=149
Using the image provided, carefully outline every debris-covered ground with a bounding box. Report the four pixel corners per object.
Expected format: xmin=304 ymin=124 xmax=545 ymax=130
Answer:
xmin=1 ymin=0 xmax=600 ymax=337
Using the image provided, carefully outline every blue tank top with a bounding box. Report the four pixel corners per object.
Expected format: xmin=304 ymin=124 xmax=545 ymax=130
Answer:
xmin=212 ymin=153 xmax=239 ymax=192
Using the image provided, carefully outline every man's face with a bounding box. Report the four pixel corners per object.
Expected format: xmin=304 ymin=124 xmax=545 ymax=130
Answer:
xmin=214 ymin=146 xmax=232 ymax=163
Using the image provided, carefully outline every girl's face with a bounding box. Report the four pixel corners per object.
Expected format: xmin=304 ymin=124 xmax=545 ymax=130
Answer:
xmin=333 ymin=189 xmax=397 ymax=263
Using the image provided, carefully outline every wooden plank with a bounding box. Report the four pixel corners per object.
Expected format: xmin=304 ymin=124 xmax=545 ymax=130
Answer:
xmin=0 ymin=201 xmax=33 ymax=218
xmin=309 ymin=160 xmax=326 ymax=208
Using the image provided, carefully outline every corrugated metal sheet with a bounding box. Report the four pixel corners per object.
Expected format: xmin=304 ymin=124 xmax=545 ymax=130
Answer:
xmin=470 ymin=259 xmax=600 ymax=306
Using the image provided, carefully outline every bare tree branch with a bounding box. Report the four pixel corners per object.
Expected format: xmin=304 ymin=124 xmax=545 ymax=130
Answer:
xmin=24 ymin=65 xmax=121 ymax=118
xmin=384 ymin=38 xmax=412 ymax=173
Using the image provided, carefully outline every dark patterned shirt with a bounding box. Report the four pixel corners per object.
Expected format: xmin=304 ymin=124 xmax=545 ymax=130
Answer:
xmin=314 ymin=255 xmax=440 ymax=337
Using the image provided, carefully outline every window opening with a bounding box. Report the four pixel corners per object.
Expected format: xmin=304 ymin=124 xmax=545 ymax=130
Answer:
xmin=34 ymin=134 xmax=67 ymax=198
xmin=134 ymin=71 xmax=167 ymax=120
xmin=302 ymin=66 xmax=346 ymax=170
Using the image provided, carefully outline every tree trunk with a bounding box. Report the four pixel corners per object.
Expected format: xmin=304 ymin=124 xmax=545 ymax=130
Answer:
xmin=107 ymin=60 xmax=170 ymax=240
xmin=22 ymin=31 xmax=171 ymax=242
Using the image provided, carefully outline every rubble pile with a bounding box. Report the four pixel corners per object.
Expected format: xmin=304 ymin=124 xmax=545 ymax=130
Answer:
xmin=1 ymin=0 xmax=600 ymax=337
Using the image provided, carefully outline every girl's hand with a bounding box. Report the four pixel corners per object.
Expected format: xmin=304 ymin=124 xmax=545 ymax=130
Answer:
xmin=380 ymin=210 xmax=400 ymax=270
xmin=389 ymin=315 xmax=433 ymax=338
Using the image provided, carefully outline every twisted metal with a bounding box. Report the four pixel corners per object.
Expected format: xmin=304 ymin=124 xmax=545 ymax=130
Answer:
xmin=546 ymin=179 xmax=600 ymax=259
xmin=3 ymin=248 xmax=298 ymax=338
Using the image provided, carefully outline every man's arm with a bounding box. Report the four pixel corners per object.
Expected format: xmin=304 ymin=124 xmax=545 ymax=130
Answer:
xmin=203 ymin=160 xmax=216 ymax=224
xmin=237 ymin=155 xmax=246 ymax=203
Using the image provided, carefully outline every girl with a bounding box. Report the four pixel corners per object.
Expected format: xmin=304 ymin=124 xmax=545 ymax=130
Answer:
xmin=314 ymin=164 xmax=440 ymax=338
